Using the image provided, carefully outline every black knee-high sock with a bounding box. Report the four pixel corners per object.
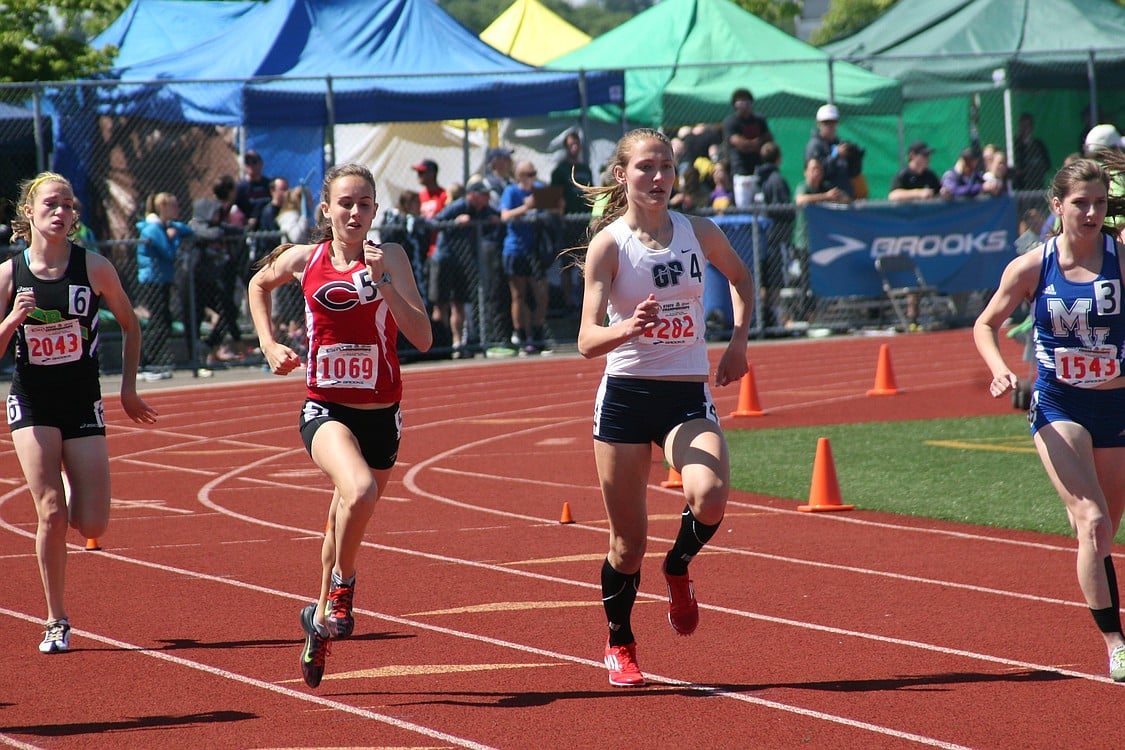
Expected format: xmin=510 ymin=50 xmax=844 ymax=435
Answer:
xmin=1091 ymin=555 xmax=1123 ymax=635
xmin=602 ymin=558 xmax=640 ymax=646
xmin=663 ymin=505 xmax=722 ymax=576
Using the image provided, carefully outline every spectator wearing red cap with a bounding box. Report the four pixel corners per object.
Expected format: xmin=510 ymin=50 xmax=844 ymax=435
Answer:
xmin=412 ymin=159 xmax=446 ymax=223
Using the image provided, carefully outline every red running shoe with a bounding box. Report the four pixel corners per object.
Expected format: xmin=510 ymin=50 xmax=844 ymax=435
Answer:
xmin=604 ymin=639 xmax=646 ymax=687
xmin=325 ymin=581 xmax=354 ymax=639
xmin=663 ymin=564 xmax=699 ymax=636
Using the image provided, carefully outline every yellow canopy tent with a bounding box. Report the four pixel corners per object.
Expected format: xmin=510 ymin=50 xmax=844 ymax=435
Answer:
xmin=481 ymin=0 xmax=591 ymax=66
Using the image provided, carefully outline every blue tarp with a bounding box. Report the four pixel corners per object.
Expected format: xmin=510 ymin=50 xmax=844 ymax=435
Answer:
xmin=92 ymin=0 xmax=624 ymax=126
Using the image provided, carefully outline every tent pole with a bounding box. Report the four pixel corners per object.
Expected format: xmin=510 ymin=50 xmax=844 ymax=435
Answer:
xmin=462 ymin=119 xmax=471 ymax=185
xmin=826 ymin=57 xmax=835 ymax=104
xmin=578 ymin=70 xmax=590 ymax=164
xmin=325 ymin=75 xmax=337 ymax=168
xmin=1087 ymin=50 xmax=1098 ymax=126
xmin=32 ymin=85 xmax=45 ymax=172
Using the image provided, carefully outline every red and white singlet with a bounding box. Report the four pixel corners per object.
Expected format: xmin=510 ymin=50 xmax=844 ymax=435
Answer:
xmin=301 ymin=242 xmax=401 ymax=404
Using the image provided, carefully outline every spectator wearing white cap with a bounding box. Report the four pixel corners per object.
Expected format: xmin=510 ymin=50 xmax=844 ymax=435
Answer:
xmin=1083 ymin=124 xmax=1125 ymax=238
xmin=804 ymin=103 xmax=855 ymax=198
xmin=1084 ymin=123 xmax=1125 ymax=157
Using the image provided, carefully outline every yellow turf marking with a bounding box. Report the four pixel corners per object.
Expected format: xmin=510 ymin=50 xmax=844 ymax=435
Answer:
xmin=503 ymin=553 xmax=606 ymax=566
xmin=405 ymin=600 xmax=600 ymax=617
xmin=925 ymin=436 xmax=1035 ymax=454
xmin=459 ymin=417 xmax=561 ymax=424
xmin=278 ymin=662 xmax=567 ymax=682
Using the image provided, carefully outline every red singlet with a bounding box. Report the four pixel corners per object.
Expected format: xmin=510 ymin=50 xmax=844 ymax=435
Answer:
xmin=301 ymin=242 xmax=402 ymax=404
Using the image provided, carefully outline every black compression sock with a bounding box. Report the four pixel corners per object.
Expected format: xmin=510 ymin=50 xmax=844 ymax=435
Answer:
xmin=663 ymin=505 xmax=722 ymax=576
xmin=1092 ymin=555 xmax=1124 ymax=635
xmin=601 ymin=558 xmax=640 ymax=646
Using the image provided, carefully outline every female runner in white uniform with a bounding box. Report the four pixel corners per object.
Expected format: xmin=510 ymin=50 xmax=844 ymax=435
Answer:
xmin=578 ymin=128 xmax=755 ymax=686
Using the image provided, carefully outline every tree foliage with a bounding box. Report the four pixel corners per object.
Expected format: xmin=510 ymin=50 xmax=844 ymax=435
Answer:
xmin=0 ymin=0 xmax=128 ymax=83
xmin=730 ymin=0 xmax=802 ymax=36
xmin=810 ymin=0 xmax=899 ymax=46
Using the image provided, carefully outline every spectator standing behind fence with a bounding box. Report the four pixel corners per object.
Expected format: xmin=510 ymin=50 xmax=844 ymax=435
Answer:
xmin=379 ymin=191 xmax=428 ymax=304
xmin=887 ymin=142 xmax=942 ymax=324
xmin=888 ymin=141 xmax=942 ymax=202
xmin=974 ymin=156 xmax=1125 ymax=682
xmin=709 ymin=159 xmax=734 ymax=211
xmin=482 ymin=147 xmax=515 ymax=210
xmin=551 ymin=131 xmax=594 ymax=311
xmin=791 ymin=157 xmax=850 ymax=312
xmin=187 ymin=177 xmax=246 ymax=365
xmin=235 ymin=150 xmax=271 ymax=230
xmin=576 ymin=128 xmax=753 ymax=687
xmin=722 ymin=88 xmax=773 ymax=208
xmin=413 ymin=158 xmax=447 ymax=261
xmin=2 ymin=172 xmax=158 ymax=653
xmin=1013 ymin=113 xmax=1052 ymax=191
xmin=941 ymin=147 xmax=985 ymax=199
xmin=753 ymin=142 xmax=793 ymax=330
xmin=982 ymin=150 xmax=1011 ymax=196
xmin=804 ymin=104 xmax=854 ymax=198
xmin=501 ymin=161 xmax=558 ymax=354
xmin=431 ymin=181 xmax=501 ymax=359
xmin=668 ymin=165 xmax=710 ymax=213
xmin=136 ymin=192 xmax=192 ymax=379
xmin=247 ymin=163 xmax=432 ymax=689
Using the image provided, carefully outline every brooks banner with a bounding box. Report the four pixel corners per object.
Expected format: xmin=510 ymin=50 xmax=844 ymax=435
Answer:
xmin=806 ymin=197 xmax=1017 ymax=297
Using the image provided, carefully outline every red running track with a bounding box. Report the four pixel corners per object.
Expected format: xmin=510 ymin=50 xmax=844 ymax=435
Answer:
xmin=0 ymin=329 xmax=1119 ymax=749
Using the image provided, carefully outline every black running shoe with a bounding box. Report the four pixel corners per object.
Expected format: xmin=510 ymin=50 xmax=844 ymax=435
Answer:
xmin=300 ymin=604 xmax=330 ymax=688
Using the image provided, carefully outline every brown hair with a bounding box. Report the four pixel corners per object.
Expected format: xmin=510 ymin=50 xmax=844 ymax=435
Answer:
xmin=310 ymin=163 xmax=377 ymax=243
xmin=1045 ymin=157 xmax=1121 ymax=238
xmin=11 ymin=172 xmax=77 ymax=243
xmin=256 ymin=163 xmax=377 ymax=269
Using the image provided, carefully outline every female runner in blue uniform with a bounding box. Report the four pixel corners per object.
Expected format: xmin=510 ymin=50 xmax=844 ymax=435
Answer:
xmin=577 ymin=129 xmax=754 ymax=686
xmin=0 ymin=172 xmax=157 ymax=653
xmin=975 ymin=157 xmax=1125 ymax=681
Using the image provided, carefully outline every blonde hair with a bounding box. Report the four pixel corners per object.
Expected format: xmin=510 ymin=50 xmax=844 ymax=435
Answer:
xmin=567 ymin=129 xmax=673 ymax=269
xmin=581 ymin=128 xmax=672 ymax=238
xmin=11 ymin=172 xmax=78 ymax=243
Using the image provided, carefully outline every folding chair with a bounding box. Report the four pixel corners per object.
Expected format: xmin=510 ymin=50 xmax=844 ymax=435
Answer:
xmin=874 ymin=254 xmax=939 ymax=329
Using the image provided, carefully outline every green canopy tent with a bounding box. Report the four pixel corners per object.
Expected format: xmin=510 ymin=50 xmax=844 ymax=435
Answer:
xmin=549 ymin=0 xmax=905 ymax=196
xmin=823 ymin=0 xmax=1125 ymax=188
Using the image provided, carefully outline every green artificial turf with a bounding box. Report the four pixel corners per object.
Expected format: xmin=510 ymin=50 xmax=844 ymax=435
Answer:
xmin=725 ymin=414 xmax=1110 ymax=540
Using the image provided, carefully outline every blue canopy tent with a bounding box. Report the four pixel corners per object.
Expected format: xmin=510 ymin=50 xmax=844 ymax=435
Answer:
xmin=74 ymin=0 xmax=624 ymax=189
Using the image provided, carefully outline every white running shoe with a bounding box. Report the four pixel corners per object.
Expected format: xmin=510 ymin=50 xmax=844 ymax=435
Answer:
xmin=39 ymin=619 xmax=70 ymax=654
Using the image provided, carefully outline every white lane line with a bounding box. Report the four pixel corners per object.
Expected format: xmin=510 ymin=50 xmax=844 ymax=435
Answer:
xmin=0 ymin=606 xmax=495 ymax=750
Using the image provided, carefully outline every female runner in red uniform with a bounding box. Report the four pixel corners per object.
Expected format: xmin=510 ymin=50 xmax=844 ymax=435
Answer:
xmin=248 ymin=163 xmax=432 ymax=688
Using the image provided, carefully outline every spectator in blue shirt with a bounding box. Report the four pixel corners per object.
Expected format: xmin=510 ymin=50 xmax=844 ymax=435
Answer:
xmin=136 ymin=192 xmax=192 ymax=376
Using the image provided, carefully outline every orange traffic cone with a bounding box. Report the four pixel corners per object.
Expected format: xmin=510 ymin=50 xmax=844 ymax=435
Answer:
xmin=866 ymin=343 xmax=898 ymax=396
xmin=798 ymin=438 xmax=854 ymax=512
xmin=559 ymin=502 xmax=575 ymax=524
xmin=660 ymin=466 xmax=683 ymax=488
xmin=729 ymin=366 xmax=766 ymax=417
xmin=85 ymin=538 xmax=101 ymax=551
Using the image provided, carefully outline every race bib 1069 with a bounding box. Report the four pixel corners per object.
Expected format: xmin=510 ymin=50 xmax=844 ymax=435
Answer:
xmin=314 ymin=343 xmax=378 ymax=389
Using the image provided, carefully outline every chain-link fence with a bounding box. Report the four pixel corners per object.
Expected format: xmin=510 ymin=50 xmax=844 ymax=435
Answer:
xmin=4 ymin=49 xmax=1108 ymax=370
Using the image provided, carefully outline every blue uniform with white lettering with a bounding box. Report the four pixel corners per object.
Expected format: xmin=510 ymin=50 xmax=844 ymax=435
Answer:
xmin=1030 ymin=233 xmax=1125 ymax=446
